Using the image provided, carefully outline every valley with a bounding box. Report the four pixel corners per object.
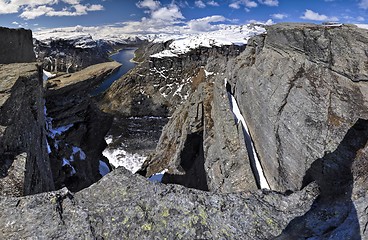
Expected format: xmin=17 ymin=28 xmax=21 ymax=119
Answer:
xmin=0 ymin=22 xmax=367 ymax=239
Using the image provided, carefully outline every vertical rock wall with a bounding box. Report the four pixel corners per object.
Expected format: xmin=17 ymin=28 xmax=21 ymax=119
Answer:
xmin=0 ymin=27 xmax=36 ymax=64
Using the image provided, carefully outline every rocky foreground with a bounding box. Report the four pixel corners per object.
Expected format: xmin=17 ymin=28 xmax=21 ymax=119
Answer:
xmin=0 ymin=23 xmax=368 ymax=239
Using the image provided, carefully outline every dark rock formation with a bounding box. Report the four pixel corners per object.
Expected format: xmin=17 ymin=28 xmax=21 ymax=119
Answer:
xmin=0 ymin=167 xmax=319 ymax=239
xmin=0 ymin=27 xmax=36 ymax=64
xmin=99 ymin=43 xmax=245 ymax=117
xmin=0 ymin=63 xmax=54 ymax=195
xmin=45 ymin=62 xmax=121 ymax=192
xmin=34 ymin=37 xmax=111 ymax=73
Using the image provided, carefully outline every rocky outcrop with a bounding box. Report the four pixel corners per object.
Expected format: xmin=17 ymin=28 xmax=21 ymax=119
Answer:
xmin=0 ymin=167 xmax=319 ymax=239
xmin=45 ymin=62 xmax=121 ymax=191
xmin=226 ymin=23 xmax=368 ymax=192
xmin=142 ymin=72 xmax=258 ymax=193
xmin=0 ymin=27 xmax=36 ymax=64
xmin=99 ymin=44 xmax=245 ymax=117
xmin=0 ymin=63 xmax=54 ymax=195
xmin=34 ymin=37 xmax=111 ymax=73
xmin=140 ymin=23 xmax=368 ymax=237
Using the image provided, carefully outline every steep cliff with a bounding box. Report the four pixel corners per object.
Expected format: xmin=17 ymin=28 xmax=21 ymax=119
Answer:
xmin=142 ymin=23 xmax=368 ymax=238
xmin=45 ymin=62 xmax=121 ymax=191
xmin=0 ymin=27 xmax=36 ymax=64
xmin=0 ymin=63 xmax=54 ymax=196
xmin=99 ymin=43 xmax=245 ymax=117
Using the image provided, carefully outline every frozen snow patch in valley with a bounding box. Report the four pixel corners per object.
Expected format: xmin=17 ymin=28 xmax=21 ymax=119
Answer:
xmin=99 ymin=160 xmax=110 ymax=176
xmin=103 ymin=136 xmax=146 ymax=173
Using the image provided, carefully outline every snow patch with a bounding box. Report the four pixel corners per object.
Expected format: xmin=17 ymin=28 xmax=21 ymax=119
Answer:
xmin=43 ymin=70 xmax=56 ymax=81
xmin=103 ymin=137 xmax=146 ymax=173
xmin=151 ymin=24 xmax=266 ymax=58
xmin=148 ymin=169 xmax=168 ymax=183
xmin=99 ymin=160 xmax=110 ymax=176
xmin=228 ymin=85 xmax=270 ymax=190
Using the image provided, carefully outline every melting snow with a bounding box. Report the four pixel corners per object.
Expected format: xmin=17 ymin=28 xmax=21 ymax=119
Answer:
xmin=99 ymin=160 xmax=110 ymax=176
xmin=148 ymin=169 xmax=168 ymax=183
xmin=43 ymin=70 xmax=56 ymax=81
xmin=62 ymin=158 xmax=77 ymax=175
xmin=103 ymin=136 xmax=146 ymax=173
xmin=72 ymin=146 xmax=86 ymax=160
xmin=48 ymin=124 xmax=74 ymax=139
xmin=228 ymin=86 xmax=270 ymax=190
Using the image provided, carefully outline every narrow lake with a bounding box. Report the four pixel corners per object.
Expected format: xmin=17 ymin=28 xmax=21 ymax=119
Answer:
xmin=92 ymin=48 xmax=137 ymax=95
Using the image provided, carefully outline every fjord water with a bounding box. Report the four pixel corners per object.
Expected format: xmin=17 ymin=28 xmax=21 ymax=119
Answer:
xmin=92 ymin=48 xmax=137 ymax=95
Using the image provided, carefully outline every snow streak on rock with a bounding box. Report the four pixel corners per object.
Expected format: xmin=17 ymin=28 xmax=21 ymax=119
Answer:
xmin=227 ymin=82 xmax=270 ymax=190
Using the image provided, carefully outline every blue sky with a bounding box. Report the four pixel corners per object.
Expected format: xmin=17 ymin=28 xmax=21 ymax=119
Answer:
xmin=0 ymin=0 xmax=367 ymax=31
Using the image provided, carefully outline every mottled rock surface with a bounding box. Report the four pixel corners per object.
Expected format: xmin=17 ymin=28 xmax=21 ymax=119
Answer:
xmin=0 ymin=167 xmax=319 ymax=240
xmin=0 ymin=27 xmax=35 ymax=64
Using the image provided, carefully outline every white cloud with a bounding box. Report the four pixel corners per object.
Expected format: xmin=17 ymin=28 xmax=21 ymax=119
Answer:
xmin=359 ymin=0 xmax=368 ymax=9
xmin=207 ymin=0 xmax=219 ymax=7
xmin=195 ymin=0 xmax=206 ymax=8
xmin=258 ymin=0 xmax=278 ymax=6
xmin=271 ymin=13 xmax=287 ymax=19
xmin=187 ymin=15 xmax=226 ymax=31
xmin=0 ymin=0 xmax=104 ymax=19
xmin=136 ymin=0 xmax=160 ymax=11
xmin=229 ymin=0 xmax=257 ymax=9
xmin=151 ymin=4 xmax=184 ymax=22
xmin=301 ymin=9 xmax=339 ymax=22
xmin=229 ymin=2 xmax=240 ymax=9
xmin=12 ymin=21 xmax=19 ymax=25
xmin=357 ymin=16 xmax=365 ymax=21
xmin=19 ymin=3 xmax=104 ymax=20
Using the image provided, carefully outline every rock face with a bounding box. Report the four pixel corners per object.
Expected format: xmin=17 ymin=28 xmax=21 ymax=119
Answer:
xmin=142 ymin=74 xmax=258 ymax=193
xmin=0 ymin=27 xmax=36 ymax=64
xmin=34 ymin=37 xmax=111 ymax=73
xmin=226 ymin=23 xmax=368 ymax=192
xmin=99 ymin=44 xmax=245 ymax=117
xmin=45 ymin=62 xmax=121 ymax=191
xmin=0 ymin=63 xmax=54 ymax=195
xmin=0 ymin=167 xmax=319 ymax=239
xmin=141 ymin=23 xmax=368 ymax=238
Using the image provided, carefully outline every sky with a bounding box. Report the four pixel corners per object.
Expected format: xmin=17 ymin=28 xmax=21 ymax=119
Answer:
xmin=0 ymin=0 xmax=368 ymax=33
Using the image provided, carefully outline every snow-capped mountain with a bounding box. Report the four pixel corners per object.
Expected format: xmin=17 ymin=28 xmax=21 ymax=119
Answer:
xmin=33 ymin=23 xmax=266 ymax=52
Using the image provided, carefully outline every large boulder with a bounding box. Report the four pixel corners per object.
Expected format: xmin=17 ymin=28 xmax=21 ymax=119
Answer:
xmin=0 ymin=167 xmax=319 ymax=239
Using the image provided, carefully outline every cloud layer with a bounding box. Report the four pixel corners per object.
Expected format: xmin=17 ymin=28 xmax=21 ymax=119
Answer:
xmin=0 ymin=0 xmax=104 ymax=20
